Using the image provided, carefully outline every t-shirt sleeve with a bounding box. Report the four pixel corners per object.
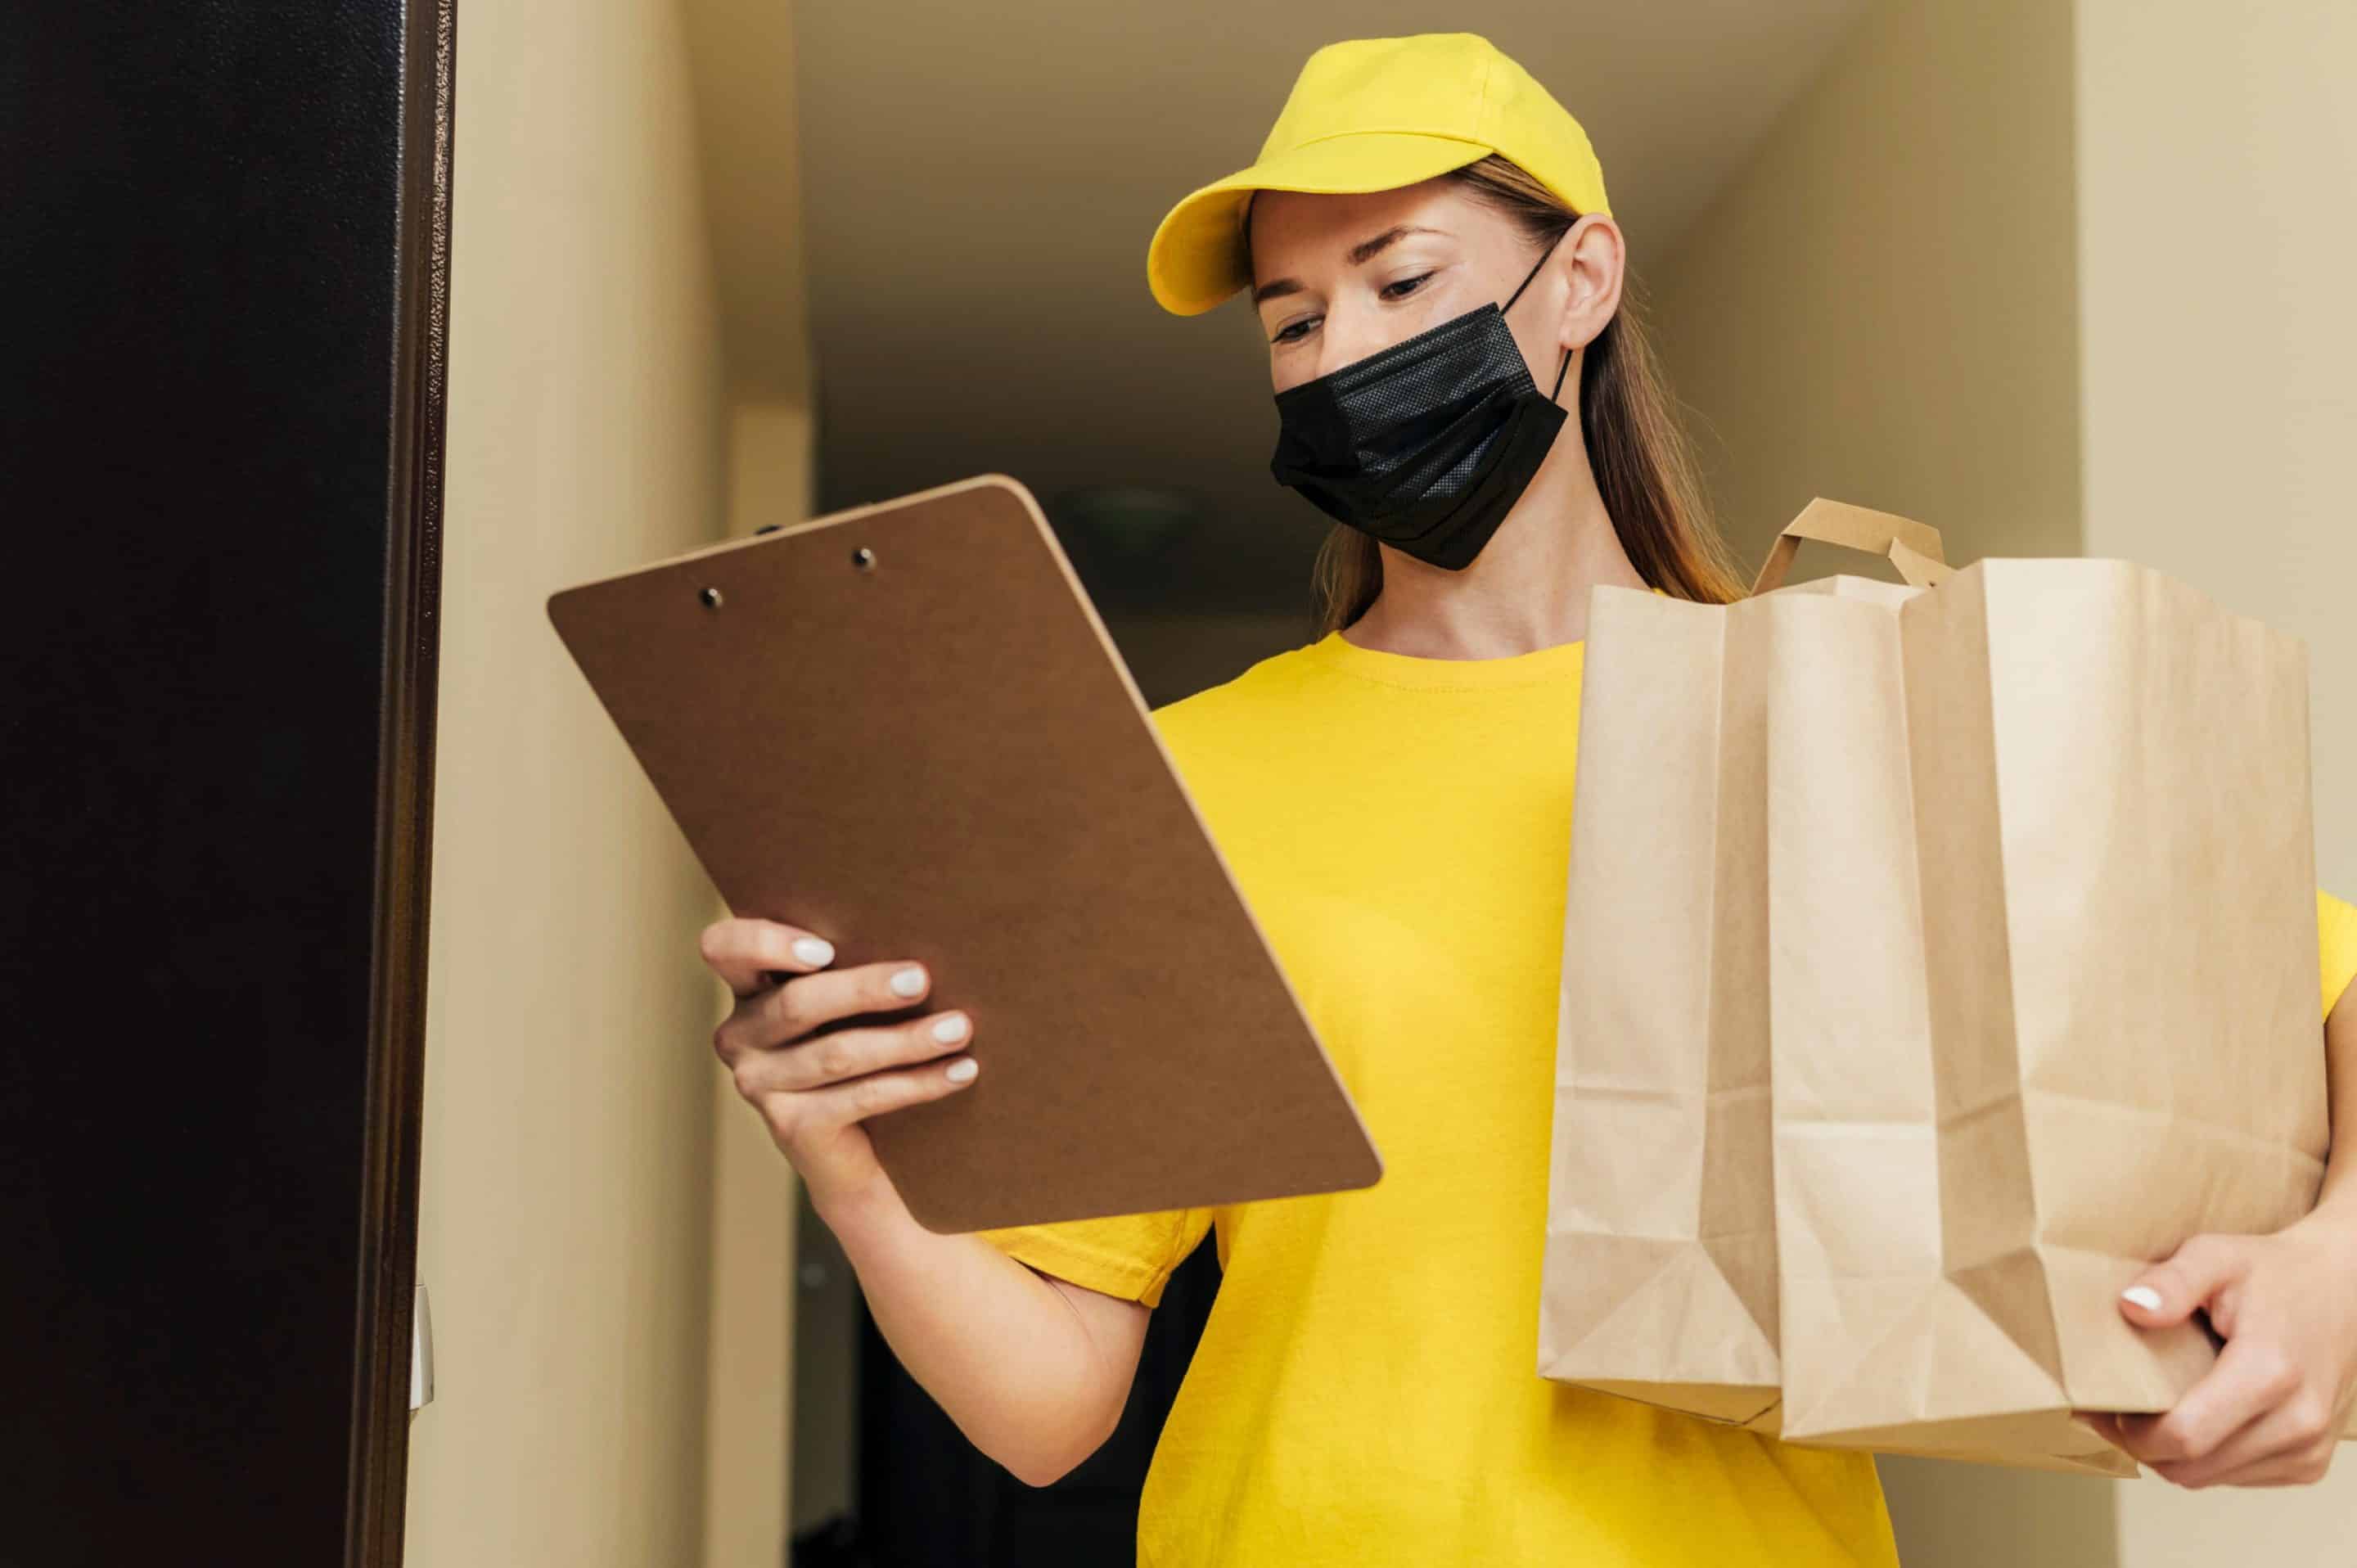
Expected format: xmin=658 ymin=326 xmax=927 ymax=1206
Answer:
xmin=973 ymin=1207 xmax=1215 ymax=1309
xmin=2323 ymin=888 xmax=2357 ymax=1022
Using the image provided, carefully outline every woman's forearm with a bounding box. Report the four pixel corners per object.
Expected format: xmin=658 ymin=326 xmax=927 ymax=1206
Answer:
xmin=818 ymin=1183 xmax=1137 ymax=1485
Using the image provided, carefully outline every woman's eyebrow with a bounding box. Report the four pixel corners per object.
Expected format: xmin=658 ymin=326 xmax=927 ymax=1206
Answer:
xmin=1251 ymin=225 xmax=1450 ymax=309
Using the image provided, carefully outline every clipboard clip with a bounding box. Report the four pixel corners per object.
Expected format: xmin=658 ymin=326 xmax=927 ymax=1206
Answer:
xmin=751 ymin=522 xmax=878 ymax=571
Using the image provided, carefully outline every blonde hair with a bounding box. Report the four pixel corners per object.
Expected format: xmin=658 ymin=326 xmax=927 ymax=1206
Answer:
xmin=1251 ymin=155 xmax=1746 ymax=631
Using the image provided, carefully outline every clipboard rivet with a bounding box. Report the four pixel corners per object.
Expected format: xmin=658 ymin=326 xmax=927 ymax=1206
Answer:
xmin=851 ymin=547 xmax=877 ymax=571
xmin=699 ymin=586 xmax=723 ymax=609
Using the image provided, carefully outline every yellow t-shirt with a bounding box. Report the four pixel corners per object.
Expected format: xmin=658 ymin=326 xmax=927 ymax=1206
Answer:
xmin=977 ymin=628 xmax=2357 ymax=1568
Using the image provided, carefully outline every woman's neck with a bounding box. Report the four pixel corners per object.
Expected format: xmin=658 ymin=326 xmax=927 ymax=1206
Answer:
xmin=1341 ymin=439 xmax=1648 ymax=660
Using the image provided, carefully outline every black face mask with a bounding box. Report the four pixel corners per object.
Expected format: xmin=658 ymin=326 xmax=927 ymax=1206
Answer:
xmin=1268 ymin=230 xmax=1573 ymax=572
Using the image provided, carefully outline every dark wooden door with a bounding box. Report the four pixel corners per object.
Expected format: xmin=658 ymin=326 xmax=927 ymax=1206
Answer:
xmin=0 ymin=3 xmax=453 ymax=1563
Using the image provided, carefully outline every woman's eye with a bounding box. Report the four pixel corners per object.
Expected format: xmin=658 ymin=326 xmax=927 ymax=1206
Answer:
xmin=1269 ymin=273 xmax=1433 ymax=345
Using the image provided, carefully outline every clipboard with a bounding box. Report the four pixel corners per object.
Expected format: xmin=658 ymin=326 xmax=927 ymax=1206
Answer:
xmin=546 ymin=473 xmax=1382 ymax=1232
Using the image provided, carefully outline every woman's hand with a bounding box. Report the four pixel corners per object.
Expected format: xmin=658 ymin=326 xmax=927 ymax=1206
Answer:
xmin=2079 ymin=1214 xmax=2357 ymax=1487
xmin=698 ymin=915 xmax=980 ymax=1219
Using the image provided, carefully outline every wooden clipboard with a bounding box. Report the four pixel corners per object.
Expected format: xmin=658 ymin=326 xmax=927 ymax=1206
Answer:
xmin=546 ymin=474 xmax=1381 ymax=1232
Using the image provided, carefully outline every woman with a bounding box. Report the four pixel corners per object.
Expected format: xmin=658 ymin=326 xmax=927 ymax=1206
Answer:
xmin=698 ymin=33 xmax=2357 ymax=1565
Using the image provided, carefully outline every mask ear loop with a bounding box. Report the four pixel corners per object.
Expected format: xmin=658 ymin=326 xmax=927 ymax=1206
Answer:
xmin=1501 ymin=227 xmax=1578 ymax=407
xmin=1501 ymin=228 xmax=1565 ymax=314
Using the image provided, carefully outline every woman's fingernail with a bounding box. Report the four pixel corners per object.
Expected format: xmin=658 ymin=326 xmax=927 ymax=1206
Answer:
xmin=890 ymin=965 xmax=927 ymax=998
xmin=2121 ymin=1286 xmax=2163 ymax=1311
xmin=792 ymin=936 xmax=835 ymax=966
xmin=945 ymin=1058 xmax=978 ymax=1084
xmin=931 ymin=1012 xmax=969 ymax=1043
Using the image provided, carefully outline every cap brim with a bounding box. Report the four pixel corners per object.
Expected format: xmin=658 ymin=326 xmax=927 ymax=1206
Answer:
xmin=1146 ymin=133 xmax=1494 ymax=317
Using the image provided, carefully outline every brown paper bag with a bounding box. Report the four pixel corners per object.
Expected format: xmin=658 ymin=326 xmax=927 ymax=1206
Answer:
xmin=1539 ymin=506 xmax=2107 ymax=1443
xmin=1764 ymin=515 xmax=2328 ymax=1458
xmin=1542 ymin=501 xmax=2161 ymax=1476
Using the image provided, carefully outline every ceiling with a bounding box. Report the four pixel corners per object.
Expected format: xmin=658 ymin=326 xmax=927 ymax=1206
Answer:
xmin=686 ymin=0 xmax=1877 ymax=618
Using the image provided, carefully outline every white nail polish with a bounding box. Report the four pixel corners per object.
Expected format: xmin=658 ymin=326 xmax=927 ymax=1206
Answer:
xmin=792 ymin=936 xmax=835 ymax=966
xmin=945 ymin=1058 xmax=978 ymax=1084
xmin=2122 ymin=1286 xmax=2163 ymax=1311
xmin=890 ymin=965 xmax=926 ymax=998
xmin=931 ymin=1013 xmax=969 ymax=1043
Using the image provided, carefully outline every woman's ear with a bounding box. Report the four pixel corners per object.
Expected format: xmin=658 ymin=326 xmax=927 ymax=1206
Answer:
xmin=1557 ymin=214 xmax=1626 ymax=354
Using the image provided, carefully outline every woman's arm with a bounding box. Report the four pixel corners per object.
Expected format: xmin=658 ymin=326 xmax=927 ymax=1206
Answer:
xmin=823 ymin=1181 xmax=1153 ymax=1487
xmin=2087 ymin=985 xmax=2357 ymax=1486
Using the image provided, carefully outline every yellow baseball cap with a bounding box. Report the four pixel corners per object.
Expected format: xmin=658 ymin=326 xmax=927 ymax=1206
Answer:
xmin=1145 ymin=33 xmax=1613 ymax=318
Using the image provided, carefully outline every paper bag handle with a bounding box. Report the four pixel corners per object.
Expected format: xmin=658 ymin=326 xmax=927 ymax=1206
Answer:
xmin=1748 ymin=498 xmax=1953 ymax=597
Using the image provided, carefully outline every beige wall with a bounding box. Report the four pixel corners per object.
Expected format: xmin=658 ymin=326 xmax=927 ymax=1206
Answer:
xmin=701 ymin=1003 xmax=800 ymax=1568
xmin=729 ymin=403 xmax=818 ymax=534
xmin=1652 ymin=0 xmax=2082 ymax=578
xmin=680 ymin=0 xmax=815 ymax=405
xmin=2075 ymin=0 xmax=2357 ymax=894
xmin=406 ymin=0 xmax=743 ymax=1561
xmin=2076 ymin=0 xmax=2357 ymax=1557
